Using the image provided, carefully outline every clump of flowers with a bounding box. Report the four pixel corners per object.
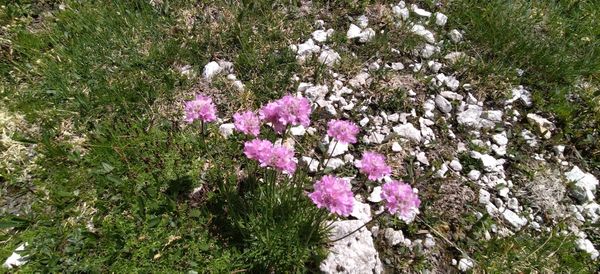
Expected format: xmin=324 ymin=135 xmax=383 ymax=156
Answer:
xmin=308 ymin=175 xmax=354 ymax=217
xmin=327 ymin=119 xmax=360 ymax=144
xmin=356 ymin=151 xmax=392 ymax=180
xmin=184 ymin=94 xmax=217 ymax=123
xmin=233 ymin=111 xmax=261 ymax=136
xmin=260 ymin=95 xmax=311 ymax=134
xmin=243 ymin=139 xmax=297 ymax=174
xmin=381 ymin=180 xmax=421 ymax=222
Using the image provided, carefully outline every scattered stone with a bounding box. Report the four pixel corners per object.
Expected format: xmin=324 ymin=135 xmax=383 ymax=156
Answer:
xmin=393 ymin=123 xmax=422 ymax=143
xmin=450 ymin=159 xmax=463 ymax=171
xmin=290 ymin=125 xmax=306 ymax=136
xmin=347 ymin=24 xmax=362 ymax=39
xmin=502 ymin=209 xmax=528 ymax=230
xmin=312 ymin=29 xmax=334 ymax=42
xmin=318 ymin=49 xmax=341 ymax=67
xmin=320 ymin=220 xmax=383 ymax=274
xmin=416 ymin=152 xmax=429 ymax=166
xmin=505 ymin=85 xmax=532 ymax=106
xmin=576 ymin=238 xmax=599 ymax=260
xmin=435 ymin=12 xmax=448 ymax=26
xmin=457 ymin=258 xmax=474 ymax=272
xmin=479 ymin=189 xmax=491 ymax=205
xmin=435 ymin=95 xmax=452 ymax=113
xmin=3 ymin=244 xmax=27 ymax=269
xmin=411 ymin=4 xmax=432 ymax=17
xmin=411 ymin=24 xmax=435 ymax=43
xmin=328 ymin=142 xmax=349 ymax=157
xmin=383 ymin=228 xmax=405 ymax=246
xmin=391 ymin=142 xmax=402 ymax=152
xmin=218 ymin=123 xmax=235 ymax=138
xmin=527 ymin=113 xmax=555 ymax=139
xmin=368 ymin=186 xmax=383 ymax=203
xmin=302 ymin=157 xmax=320 ymax=173
xmin=391 ymin=62 xmax=404 ymax=71
xmin=468 ymin=170 xmax=481 ymax=181
xmin=566 ymin=166 xmax=598 ymax=203
xmin=203 ymin=61 xmax=222 ymax=81
xmin=448 ymin=29 xmax=463 ymax=43
xmin=351 ymin=199 xmax=372 ymax=221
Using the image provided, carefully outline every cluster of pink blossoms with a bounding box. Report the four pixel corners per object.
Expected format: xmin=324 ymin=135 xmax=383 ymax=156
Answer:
xmin=308 ymin=175 xmax=354 ymax=217
xmin=233 ymin=111 xmax=261 ymax=136
xmin=381 ymin=180 xmax=421 ymax=221
xmin=260 ymin=95 xmax=311 ymax=133
xmin=184 ymin=94 xmax=217 ymax=123
xmin=244 ymin=139 xmax=296 ymax=174
xmin=327 ymin=119 xmax=360 ymax=144
xmin=356 ymin=151 xmax=392 ymax=180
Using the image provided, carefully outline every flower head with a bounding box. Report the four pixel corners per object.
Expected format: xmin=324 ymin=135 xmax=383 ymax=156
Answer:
xmin=259 ymin=95 xmax=311 ymax=134
xmin=243 ymin=139 xmax=297 ymax=174
xmin=356 ymin=151 xmax=392 ymax=180
xmin=184 ymin=94 xmax=217 ymax=123
xmin=266 ymin=146 xmax=297 ymax=174
xmin=234 ymin=111 xmax=261 ymax=136
xmin=244 ymin=139 xmax=273 ymax=166
xmin=309 ymin=175 xmax=354 ymax=216
xmin=327 ymin=119 xmax=360 ymax=144
xmin=380 ymin=181 xmax=420 ymax=222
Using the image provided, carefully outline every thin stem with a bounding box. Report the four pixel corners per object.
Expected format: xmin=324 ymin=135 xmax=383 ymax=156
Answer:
xmin=328 ymin=211 xmax=385 ymax=243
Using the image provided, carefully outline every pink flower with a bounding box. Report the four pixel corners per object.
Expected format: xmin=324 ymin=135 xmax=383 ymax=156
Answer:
xmin=234 ymin=111 xmax=261 ymax=136
xmin=244 ymin=139 xmax=273 ymax=166
xmin=184 ymin=94 xmax=217 ymax=123
xmin=243 ymin=139 xmax=297 ymax=174
xmin=356 ymin=151 xmax=392 ymax=180
xmin=327 ymin=119 xmax=360 ymax=144
xmin=266 ymin=146 xmax=297 ymax=174
xmin=259 ymin=95 xmax=312 ymax=134
xmin=259 ymin=101 xmax=287 ymax=133
xmin=380 ymin=181 xmax=420 ymax=222
xmin=309 ymin=175 xmax=354 ymax=216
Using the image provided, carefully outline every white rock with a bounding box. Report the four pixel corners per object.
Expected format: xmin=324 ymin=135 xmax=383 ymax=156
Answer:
xmin=203 ymin=61 xmax=222 ymax=81
xmin=492 ymin=132 xmax=509 ymax=146
xmin=359 ymin=28 xmax=376 ymax=43
xmin=458 ymin=258 xmax=474 ymax=272
xmin=351 ymin=199 xmax=372 ymax=221
xmin=483 ymin=110 xmax=503 ymax=122
xmin=347 ymin=24 xmax=362 ymax=39
xmin=328 ymin=142 xmax=349 ymax=157
xmin=527 ymin=113 xmax=555 ymax=139
xmin=318 ymin=49 xmax=341 ymax=67
xmin=444 ymin=52 xmax=467 ymax=64
xmin=498 ymin=187 xmax=509 ymax=198
xmin=312 ymin=29 xmax=333 ymax=42
xmin=468 ymin=170 xmax=481 ymax=181
xmin=479 ymin=189 xmax=491 ymax=205
xmin=357 ymin=15 xmax=369 ymax=28
xmin=218 ymin=123 xmax=235 ymax=138
xmin=392 ymin=6 xmax=410 ymax=20
xmin=566 ymin=166 xmax=599 ymax=203
xmin=411 ymin=4 xmax=432 ymax=17
xmin=479 ymin=154 xmax=499 ymax=172
xmin=302 ymin=157 xmax=320 ymax=173
xmin=505 ymin=85 xmax=532 ymax=106
xmin=388 ymin=113 xmax=400 ymax=122
xmin=290 ymin=125 xmax=306 ymax=136
xmin=326 ymin=158 xmax=345 ymax=170
xmin=3 ymin=244 xmax=27 ymax=269
xmin=440 ymin=91 xmax=464 ymax=101
xmin=436 ymin=163 xmax=449 ymax=178
xmin=420 ymin=44 xmax=437 ymax=58
xmin=368 ymin=186 xmax=383 ymax=203
xmin=359 ymin=117 xmax=370 ymax=127
xmin=449 ymin=29 xmax=463 ymax=43
xmin=502 ymin=209 xmax=528 ymax=230
xmin=435 ymin=12 xmax=448 ymax=26
xmin=410 ymin=24 xmax=435 ymax=43
xmin=384 ymin=228 xmax=405 ymax=246
xmin=576 ymin=238 xmax=599 ymax=260
xmin=391 ymin=142 xmax=402 ymax=152
xmin=349 ymin=72 xmax=370 ymax=88
xmin=320 ymin=220 xmax=383 ymax=274
xmin=416 ymin=152 xmax=429 ymax=166
xmin=393 ymin=123 xmax=422 ymax=143
xmin=450 ymin=159 xmax=463 ymax=171
xmin=435 ymin=95 xmax=452 ymax=113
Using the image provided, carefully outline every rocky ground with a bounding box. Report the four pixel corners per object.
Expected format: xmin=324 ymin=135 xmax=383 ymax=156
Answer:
xmin=2 ymin=1 xmax=599 ymax=272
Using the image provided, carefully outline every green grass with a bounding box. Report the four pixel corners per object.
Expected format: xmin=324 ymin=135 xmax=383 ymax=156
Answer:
xmin=0 ymin=0 xmax=328 ymax=272
xmin=445 ymin=0 xmax=600 ymax=168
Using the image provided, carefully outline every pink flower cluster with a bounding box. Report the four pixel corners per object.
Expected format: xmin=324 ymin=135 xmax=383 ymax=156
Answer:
xmin=381 ymin=181 xmax=421 ymax=221
xmin=327 ymin=119 xmax=360 ymax=144
xmin=308 ymin=175 xmax=354 ymax=217
xmin=244 ymin=139 xmax=297 ymax=174
xmin=356 ymin=151 xmax=392 ymax=180
xmin=184 ymin=94 xmax=217 ymax=123
xmin=260 ymin=95 xmax=311 ymax=133
xmin=233 ymin=111 xmax=261 ymax=136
